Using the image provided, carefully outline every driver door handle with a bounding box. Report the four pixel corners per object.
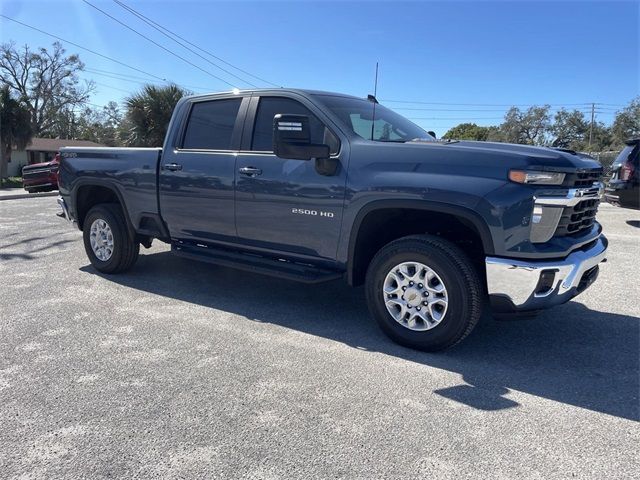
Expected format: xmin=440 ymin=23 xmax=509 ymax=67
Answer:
xmin=239 ymin=166 xmax=262 ymax=177
xmin=164 ymin=163 xmax=182 ymax=171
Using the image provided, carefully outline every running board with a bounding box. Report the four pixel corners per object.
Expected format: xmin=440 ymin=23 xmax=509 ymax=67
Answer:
xmin=172 ymin=244 xmax=344 ymax=284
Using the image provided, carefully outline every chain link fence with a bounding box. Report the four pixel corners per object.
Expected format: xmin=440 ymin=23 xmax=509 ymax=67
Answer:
xmin=581 ymin=151 xmax=620 ymax=178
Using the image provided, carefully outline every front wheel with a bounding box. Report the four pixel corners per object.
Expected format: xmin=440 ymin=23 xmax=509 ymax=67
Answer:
xmin=365 ymin=235 xmax=482 ymax=351
xmin=83 ymin=204 xmax=139 ymax=274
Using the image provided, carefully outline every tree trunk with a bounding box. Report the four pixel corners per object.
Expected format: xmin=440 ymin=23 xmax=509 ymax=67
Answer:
xmin=0 ymin=143 xmax=10 ymax=186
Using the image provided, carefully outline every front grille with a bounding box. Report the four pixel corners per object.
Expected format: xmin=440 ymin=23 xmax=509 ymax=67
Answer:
xmin=555 ymin=198 xmax=600 ymax=237
xmin=22 ymin=168 xmax=52 ymax=177
xmin=563 ymin=170 xmax=602 ymax=188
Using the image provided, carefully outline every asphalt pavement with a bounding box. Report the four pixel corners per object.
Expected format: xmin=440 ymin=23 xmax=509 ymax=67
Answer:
xmin=0 ymin=197 xmax=638 ymax=479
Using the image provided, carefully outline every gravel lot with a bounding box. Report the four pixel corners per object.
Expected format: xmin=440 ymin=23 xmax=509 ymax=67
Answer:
xmin=1 ymin=197 xmax=638 ymax=479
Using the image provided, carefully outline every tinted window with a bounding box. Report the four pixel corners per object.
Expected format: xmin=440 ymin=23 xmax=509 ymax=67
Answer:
xmin=182 ymin=98 xmax=242 ymax=150
xmin=614 ymin=144 xmax=639 ymax=166
xmin=252 ymin=97 xmax=339 ymax=153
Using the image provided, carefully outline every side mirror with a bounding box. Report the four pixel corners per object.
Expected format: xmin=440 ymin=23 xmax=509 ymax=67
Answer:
xmin=427 ymin=131 xmax=436 ymax=139
xmin=273 ymin=114 xmax=330 ymax=161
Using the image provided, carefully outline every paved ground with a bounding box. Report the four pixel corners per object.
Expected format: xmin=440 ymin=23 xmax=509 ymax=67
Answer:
xmin=0 ymin=197 xmax=638 ymax=479
xmin=0 ymin=187 xmax=58 ymax=201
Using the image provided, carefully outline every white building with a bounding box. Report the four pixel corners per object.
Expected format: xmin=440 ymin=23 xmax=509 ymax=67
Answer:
xmin=8 ymin=138 xmax=105 ymax=177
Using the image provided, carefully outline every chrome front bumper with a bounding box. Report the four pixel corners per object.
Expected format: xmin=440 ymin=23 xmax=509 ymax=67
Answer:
xmin=485 ymin=235 xmax=608 ymax=312
xmin=57 ymin=196 xmax=72 ymax=222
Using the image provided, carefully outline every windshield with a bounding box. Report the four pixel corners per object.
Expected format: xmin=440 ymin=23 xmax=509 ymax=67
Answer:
xmin=312 ymin=95 xmax=434 ymax=143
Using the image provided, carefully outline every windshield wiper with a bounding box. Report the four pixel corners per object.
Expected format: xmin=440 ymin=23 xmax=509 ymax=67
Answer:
xmin=408 ymin=137 xmax=459 ymax=144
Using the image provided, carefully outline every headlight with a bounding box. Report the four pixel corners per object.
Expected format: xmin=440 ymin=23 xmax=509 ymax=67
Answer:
xmin=509 ymin=170 xmax=565 ymax=185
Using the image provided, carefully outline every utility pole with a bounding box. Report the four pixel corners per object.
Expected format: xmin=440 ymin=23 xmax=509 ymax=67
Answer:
xmin=588 ymin=102 xmax=595 ymax=151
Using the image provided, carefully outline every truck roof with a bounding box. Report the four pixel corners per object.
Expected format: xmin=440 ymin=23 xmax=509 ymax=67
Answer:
xmin=184 ymin=88 xmax=364 ymax=102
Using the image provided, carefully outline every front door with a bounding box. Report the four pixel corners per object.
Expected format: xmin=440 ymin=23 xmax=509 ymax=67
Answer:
xmin=235 ymin=95 xmax=347 ymax=262
xmin=159 ymin=95 xmax=247 ymax=245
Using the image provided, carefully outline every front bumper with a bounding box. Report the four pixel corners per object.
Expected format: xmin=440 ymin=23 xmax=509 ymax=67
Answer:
xmin=22 ymin=169 xmax=58 ymax=190
xmin=485 ymin=235 xmax=608 ymax=312
xmin=604 ymin=183 xmax=640 ymax=209
xmin=57 ymin=196 xmax=73 ymax=222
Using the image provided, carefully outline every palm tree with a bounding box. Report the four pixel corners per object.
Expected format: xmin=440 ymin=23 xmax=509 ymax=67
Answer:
xmin=120 ymin=84 xmax=190 ymax=147
xmin=0 ymin=86 xmax=33 ymax=186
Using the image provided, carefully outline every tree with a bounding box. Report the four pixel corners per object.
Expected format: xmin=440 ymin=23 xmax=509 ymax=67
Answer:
xmin=550 ymin=109 xmax=589 ymax=149
xmin=0 ymin=41 xmax=93 ymax=136
xmin=499 ymin=105 xmax=551 ymax=146
xmin=589 ymin=122 xmax=615 ymax=152
xmin=611 ymin=97 xmax=640 ymax=146
xmin=442 ymin=123 xmax=497 ymax=141
xmin=75 ymin=102 xmax=123 ymax=146
xmin=120 ymin=84 xmax=189 ymax=147
xmin=0 ymin=86 xmax=33 ymax=184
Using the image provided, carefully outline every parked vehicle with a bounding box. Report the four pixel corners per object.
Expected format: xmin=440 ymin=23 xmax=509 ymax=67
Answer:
xmin=604 ymin=139 xmax=639 ymax=209
xmin=22 ymin=153 xmax=60 ymax=193
xmin=57 ymin=89 xmax=608 ymax=351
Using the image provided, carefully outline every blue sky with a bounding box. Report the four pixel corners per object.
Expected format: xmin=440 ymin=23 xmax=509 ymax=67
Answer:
xmin=1 ymin=0 xmax=638 ymax=136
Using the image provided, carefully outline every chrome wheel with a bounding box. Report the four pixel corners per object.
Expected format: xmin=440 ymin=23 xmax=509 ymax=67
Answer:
xmin=89 ymin=218 xmax=114 ymax=261
xmin=382 ymin=261 xmax=449 ymax=331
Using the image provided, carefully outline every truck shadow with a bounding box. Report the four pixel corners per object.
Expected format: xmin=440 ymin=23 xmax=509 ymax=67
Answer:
xmin=81 ymin=251 xmax=639 ymax=421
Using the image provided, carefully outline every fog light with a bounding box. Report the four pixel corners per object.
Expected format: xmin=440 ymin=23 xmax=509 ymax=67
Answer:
xmin=534 ymin=269 xmax=557 ymax=296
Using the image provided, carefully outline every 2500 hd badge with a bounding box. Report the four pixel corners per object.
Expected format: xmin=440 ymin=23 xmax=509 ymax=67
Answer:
xmin=292 ymin=208 xmax=335 ymax=218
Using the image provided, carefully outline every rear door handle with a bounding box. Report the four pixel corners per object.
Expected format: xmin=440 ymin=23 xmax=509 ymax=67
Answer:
xmin=164 ymin=163 xmax=182 ymax=171
xmin=239 ymin=166 xmax=262 ymax=177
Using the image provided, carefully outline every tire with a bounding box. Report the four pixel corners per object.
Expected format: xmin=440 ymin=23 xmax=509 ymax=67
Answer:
xmin=82 ymin=203 xmax=139 ymax=274
xmin=365 ymin=234 xmax=482 ymax=351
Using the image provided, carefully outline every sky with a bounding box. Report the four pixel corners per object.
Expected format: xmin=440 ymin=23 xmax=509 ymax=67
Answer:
xmin=1 ymin=0 xmax=638 ymax=136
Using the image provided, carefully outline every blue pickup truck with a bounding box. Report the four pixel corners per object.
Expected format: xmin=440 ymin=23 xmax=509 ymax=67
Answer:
xmin=57 ymin=89 xmax=607 ymax=351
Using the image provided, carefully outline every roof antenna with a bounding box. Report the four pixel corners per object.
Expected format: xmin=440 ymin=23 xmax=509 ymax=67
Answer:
xmin=369 ymin=62 xmax=379 ymax=141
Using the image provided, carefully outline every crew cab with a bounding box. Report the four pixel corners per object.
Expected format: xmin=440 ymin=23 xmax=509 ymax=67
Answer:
xmin=57 ymin=89 xmax=608 ymax=351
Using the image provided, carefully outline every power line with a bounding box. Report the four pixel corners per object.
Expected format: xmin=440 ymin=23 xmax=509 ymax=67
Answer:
xmin=408 ymin=117 xmax=506 ymax=120
xmin=85 ymin=69 xmax=154 ymax=86
xmin=84 ymin=67 xmax=212 ymax=92
xmin=112 ymin=0 xmax=280 ymax=88
xmin=0 ymin=14 xmax=170 ymax=83
xmin=84 ymin=67 xmax=158 ymax=82
xmin=113 ymin=0 xmax=258 ymax=88
xmin=93 ymin=81 xmax=133 ymax=94
xmin=382 ymin=99 xmax=611 ymax=107
xmin=394 ymin=106 xmax=601 ymax=112
xmin=81 ymin=0 xmax=237 ymax=88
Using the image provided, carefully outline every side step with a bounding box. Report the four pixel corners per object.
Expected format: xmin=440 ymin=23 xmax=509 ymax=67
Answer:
xmin=172 ymin=243 xmax=344 ymax=284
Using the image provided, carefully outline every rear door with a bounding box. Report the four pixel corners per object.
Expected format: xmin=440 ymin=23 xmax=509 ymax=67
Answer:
xmin=234 ymin=94 xmax=348 ymax=262
xmin=159 ymin=95 xmax=249 ymax=244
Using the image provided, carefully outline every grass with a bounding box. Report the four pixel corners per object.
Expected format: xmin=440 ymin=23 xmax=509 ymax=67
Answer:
xmin=0 ymin=177 xmax=23 ymax=188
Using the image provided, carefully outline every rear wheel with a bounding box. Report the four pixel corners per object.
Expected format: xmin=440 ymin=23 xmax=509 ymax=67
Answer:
xmin=365 ymin=234 xmax=482 ymax=351
xmin=83 ymin=204 xmax=139 ymax=274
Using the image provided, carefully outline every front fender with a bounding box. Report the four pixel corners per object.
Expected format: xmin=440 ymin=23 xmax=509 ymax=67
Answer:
xmin=341 ymin=198 xmax=495 ymax=285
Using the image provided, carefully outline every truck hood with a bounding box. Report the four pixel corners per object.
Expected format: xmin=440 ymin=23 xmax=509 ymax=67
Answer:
xmin=22 ymin=160 xmax=57 ymax=171
xmin=433 ymin=140 xmax=602 ymax=171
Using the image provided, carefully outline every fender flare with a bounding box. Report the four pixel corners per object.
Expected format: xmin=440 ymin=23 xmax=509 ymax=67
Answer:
xmin=71 ymin=179 xmax=136 ymax=237
xmin=346 ymin=199 xmax=495 ymax=285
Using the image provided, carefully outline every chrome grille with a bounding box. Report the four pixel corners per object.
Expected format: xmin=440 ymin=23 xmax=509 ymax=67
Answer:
xmin=555 ymin=198 xmax=600 ymax=237
xmin=563 ymin=170 xmax=602 ymax=188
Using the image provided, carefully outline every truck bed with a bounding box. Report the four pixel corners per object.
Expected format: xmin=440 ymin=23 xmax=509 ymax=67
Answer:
xmin=59 ymin=147 xmax=163 ymax=233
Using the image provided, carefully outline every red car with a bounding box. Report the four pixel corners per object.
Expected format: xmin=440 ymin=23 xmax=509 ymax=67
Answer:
xmin=22 ymin=153 xmax=60 ymax=193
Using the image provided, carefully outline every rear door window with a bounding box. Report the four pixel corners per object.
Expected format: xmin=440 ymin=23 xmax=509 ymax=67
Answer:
xmin=182 ymin=98 xmax=242 ymax=150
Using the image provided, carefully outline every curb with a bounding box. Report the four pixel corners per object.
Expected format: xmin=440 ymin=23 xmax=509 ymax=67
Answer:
xmin=0 ymin=191 xmax=59 ymax=201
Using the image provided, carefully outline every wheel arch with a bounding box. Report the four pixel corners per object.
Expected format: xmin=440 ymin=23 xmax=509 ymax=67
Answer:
xmin=346 ymin=200 xmax=494 ymax=286
xmin=72 ymin=180 xmax=135 ymax=237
